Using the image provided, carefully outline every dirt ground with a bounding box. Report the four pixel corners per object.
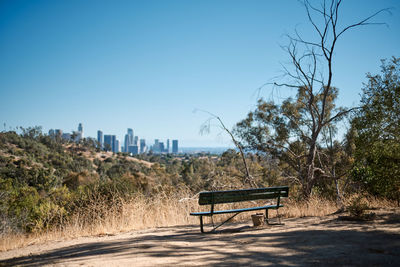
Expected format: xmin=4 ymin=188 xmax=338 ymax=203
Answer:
xmin=1 ymin=208 xmax=399 ymax=266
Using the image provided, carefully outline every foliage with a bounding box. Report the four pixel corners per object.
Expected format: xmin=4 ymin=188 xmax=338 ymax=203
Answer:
xmin=351 ymin=57 xmax=400 ymax=200
xmin=346 ymin=196 xmax=369 ymax=218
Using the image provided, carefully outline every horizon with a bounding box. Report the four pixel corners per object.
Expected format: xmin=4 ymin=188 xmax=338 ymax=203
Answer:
xmin=1 ymin=0 xmax=399 ymax=147
xmin=1 ymin=123 xmax=235 ymax=151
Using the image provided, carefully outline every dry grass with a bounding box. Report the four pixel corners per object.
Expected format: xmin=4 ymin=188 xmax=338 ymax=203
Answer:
xmin=282 ymin=196 xmax=339 ymax=218
xmin=0 ymin=193 xmax=199 ymax=252
xmin=1 ymin=193 xmax=397 ymax=252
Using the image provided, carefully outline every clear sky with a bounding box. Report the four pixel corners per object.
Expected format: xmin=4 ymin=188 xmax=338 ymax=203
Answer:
xmin=1 ymin=0 xmax=399 ymax=147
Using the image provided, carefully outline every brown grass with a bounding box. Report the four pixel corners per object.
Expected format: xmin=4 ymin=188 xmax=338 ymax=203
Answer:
xmin=0 ymin=193 xmax=396 ymax=252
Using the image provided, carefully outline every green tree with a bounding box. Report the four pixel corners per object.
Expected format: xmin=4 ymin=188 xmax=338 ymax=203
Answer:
xmin=351 ymin=57 xmax=400 ymax=201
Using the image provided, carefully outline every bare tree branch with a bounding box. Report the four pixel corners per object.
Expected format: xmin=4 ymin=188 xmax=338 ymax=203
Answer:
xmin=324 ymin=107 xmax=361 ymax=126
xmin=337 ymin=8 xmax=390 ymax=39
xmin=195 ymin=109 xmax=257 ymax=187
xmin=273 ymin=82 xmax=300 ymax=89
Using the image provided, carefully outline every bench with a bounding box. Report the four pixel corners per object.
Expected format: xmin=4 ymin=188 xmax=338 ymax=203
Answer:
xmin=190 ymin=186 xmax=289 ymax=233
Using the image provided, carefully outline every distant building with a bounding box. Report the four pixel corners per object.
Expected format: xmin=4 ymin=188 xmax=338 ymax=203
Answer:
xmin=97 ymin=130 xmax=103 ymax=148
xmin=111 ymin=136 xmax=117 ymax=153
xmin=140 ymin=139 xmax=146 ymax=154
xmin=104 ymin=135 xmax=117 ymax=152
xmin=134 ymin=136 xmax=139 ymax=145
xmin=124 ymin=134 xmax=129 ymax=152
xmin=124 ymin=128 xmax=134 ymax=153
xmin=153 ymin=139 xmax=160 ymax=153
xmin=78 ymin=123 xmax=83 ymax=138
xmin=128 ymin=145 xmax=139 ymax=155
xmin=49 ymin=127 xmax=85 ymax=143
xmin=115 ymin=139 xmax=120 ymax=153
xmin=159 ymin=142 xmax=165 ymax=153
xmin=150 ymin=139 xmax=174 ymax=153
xmin=167 ymin=139 xmax=170 ymax=153
xmin=72 ymin=131 xmax=81 ymax=142
xmin=104 ymin=135 xmax=112 ymax=151
xmin=62 ymin=133 xmax=71 ymax=141
xmin=55 ymin=129 xmax=63 ymax=138
xmin=72 ymin=123 xmax=84 ymax=141
xmin=49 ymin=129 xmax=63 ymax=140
xmin=172 ymin=140 xmax=178 ymax=154
xmin=127 ymin=128 xmax=134 ymax=138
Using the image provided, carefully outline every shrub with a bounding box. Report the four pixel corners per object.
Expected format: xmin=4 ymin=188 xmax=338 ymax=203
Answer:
xmin=347 ymin=196 xmax=369 ymax=218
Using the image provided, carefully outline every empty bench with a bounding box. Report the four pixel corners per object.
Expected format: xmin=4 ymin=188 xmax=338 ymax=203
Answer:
xmin=190 ymin=186 xmax=289 ymax=233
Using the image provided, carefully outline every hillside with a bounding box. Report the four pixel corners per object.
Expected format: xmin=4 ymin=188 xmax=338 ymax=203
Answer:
xmin=0 ymin=129 xmax=184 ymax=234
xmin=0 ymin=128 xmax=272 ymax=236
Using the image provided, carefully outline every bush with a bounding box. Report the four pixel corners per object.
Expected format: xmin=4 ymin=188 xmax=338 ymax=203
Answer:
xmin=347 ymin=196 xmax=369 ymax=218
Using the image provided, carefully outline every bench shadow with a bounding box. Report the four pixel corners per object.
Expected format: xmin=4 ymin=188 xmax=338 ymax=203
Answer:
xmin=1 ymin=219 xmax=399 ymax=266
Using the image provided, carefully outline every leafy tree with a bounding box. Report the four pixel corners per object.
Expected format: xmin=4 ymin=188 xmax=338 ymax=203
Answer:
xmin=235 ymin=0 xmax=387 ymax=197
xmin=351 ymin=57 xmax=400 ymax=201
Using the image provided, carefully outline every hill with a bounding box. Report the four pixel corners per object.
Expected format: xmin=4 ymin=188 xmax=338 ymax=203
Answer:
xmin=0 ymin=128 xmax=268 ymax=236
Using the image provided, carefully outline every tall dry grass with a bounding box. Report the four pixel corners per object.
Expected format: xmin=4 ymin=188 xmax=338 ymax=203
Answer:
xmin=1 ymin=193 xmax=397 ymax=252
xmin=0 ymin=192 xmax=200 ymax=252
xmin=282 ymin=196 xmax=339 ymax=218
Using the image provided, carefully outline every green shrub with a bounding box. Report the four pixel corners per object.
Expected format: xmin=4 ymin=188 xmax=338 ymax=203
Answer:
xmin=347 ymin=196 xmax=369 ymax=218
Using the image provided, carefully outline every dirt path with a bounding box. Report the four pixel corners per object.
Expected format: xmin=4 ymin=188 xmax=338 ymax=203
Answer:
xmin=1 ymin=208 xmax=399 ymax=266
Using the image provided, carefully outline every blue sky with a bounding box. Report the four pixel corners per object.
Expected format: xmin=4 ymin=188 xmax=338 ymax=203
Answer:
xmin=1 ymin=0 xmax=399 ymax=147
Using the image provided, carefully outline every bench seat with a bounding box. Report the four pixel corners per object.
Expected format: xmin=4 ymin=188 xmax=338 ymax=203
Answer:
xmin=190 ymin=204 xmax=283 ymax=216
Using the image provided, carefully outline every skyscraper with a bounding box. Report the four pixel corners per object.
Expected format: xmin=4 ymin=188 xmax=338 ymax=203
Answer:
xmin=76 ymin=123 xmax=83 ymax=140
xmin=124 ymin=134 xmax=129 ymax=152
xmin=78 ymin=123 xmax=83 ymax=134
xmin=153 ymin=139 xmax=160 ymax=153
xmin=115 ymin=139 xmax=120 ymax=153
xmin=128 ymin=145 xmax=139 ymax=155
xmin=111 ymin=135 xmax=117 ymax=153
xmin=167 ymin=139 xmax=170 ymax=153
xmin=134 ymin=136 xmax=140 ymax=153
xmin=127 ymin=128 xmax=133 ymax=138
xmin=97 ymin=130 xmax=103 ymax=148
xmin=104 ymin=135 xmax=112 ymax=151
xmin=159 ymin=142 xmax=165 ymax=153
xmin=172 ymin=140 xmax=178 ymax=154
xmin=140 ymin=139 xmax=146 ymax=154
xmin=124 ymin=128 xmax=134 ymax=152
xmin=104 ymin=135 xmax=117 ymax=152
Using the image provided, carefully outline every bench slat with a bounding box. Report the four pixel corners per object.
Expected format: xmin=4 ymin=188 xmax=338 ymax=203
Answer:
xmin=198 ymin=186 xmax=289 ymax=205
xmin=190 ymin=204 xmax=283 ymax=216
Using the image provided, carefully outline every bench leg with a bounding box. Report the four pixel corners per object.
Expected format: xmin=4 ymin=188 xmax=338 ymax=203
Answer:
xmin=277 ymin=209 xmax=281 ymax=224
xmin=212 ymin=212 xmax=240 ymax=232
xmin=265 ymin=209 xmax=269 ymax=224
xmin=200 ymin=216 xmax=204 ymax=233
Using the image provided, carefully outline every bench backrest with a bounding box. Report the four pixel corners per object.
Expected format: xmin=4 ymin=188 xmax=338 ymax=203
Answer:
xmin=198 ymin=186 xmax=289 ymax=206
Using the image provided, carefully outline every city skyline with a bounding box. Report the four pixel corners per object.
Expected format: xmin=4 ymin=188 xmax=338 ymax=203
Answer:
xmin=1 ymin=0 xmax=399 ymax=147
xmin=50 ymin=123 xmax=180 ymax=154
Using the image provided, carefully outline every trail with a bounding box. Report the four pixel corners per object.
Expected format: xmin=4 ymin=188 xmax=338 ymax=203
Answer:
xmin=1 ymin=209 xmax=399 ymax=266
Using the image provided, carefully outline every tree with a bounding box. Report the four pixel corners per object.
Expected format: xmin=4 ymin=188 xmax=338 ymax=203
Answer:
xmin=351 ymin=57 xmax=400 ymax=201
xmin=235 ymin=0 xmax=387 ymax=198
